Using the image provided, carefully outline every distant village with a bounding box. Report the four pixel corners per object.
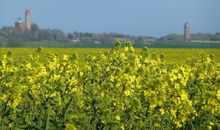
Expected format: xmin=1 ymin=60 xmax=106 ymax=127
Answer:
xmin=0 ymin=9 xmax=220 ymax=47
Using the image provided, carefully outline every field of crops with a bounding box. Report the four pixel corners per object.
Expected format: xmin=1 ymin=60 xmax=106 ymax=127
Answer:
xmin=0 ymin=47 xmax=219 ymax=64
xmin=0 ymin=41 xmax=220 ymax=129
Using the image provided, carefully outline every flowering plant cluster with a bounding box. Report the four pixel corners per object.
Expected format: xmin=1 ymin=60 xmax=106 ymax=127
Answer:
xmin=0 ymin=41 xmax=220 ymax=130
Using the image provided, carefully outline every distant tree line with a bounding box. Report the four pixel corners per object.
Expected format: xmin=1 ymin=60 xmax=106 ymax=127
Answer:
xmin=0 ymin=23 xmax=157 ymax=47
xmin=158 ymin=33 xmax=220 ymax=42
xmin=0 ymin=23 xmax=66 ymax=47
xmin=0 ymin=23 xmax=220 ymax=47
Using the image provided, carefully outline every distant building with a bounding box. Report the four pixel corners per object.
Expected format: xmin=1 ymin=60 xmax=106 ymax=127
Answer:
xmin=25 ymin=9 xmax=31 ymax=32
xmin=15 ymin=18 xmax=24 ymax=33
xmin=184 ymin=22 xmax=190 ymax=42
xmin=67 ymin=32 xmax=80 ymax=42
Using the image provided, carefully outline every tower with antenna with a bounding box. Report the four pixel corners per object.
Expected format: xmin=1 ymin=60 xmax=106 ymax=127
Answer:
xmin=184 ymin=22 xmax=190 ymax=42
xmin=25 ymin=9 xmax=31 ymax=32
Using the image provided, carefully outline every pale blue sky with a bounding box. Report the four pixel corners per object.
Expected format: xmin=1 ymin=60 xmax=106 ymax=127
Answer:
xmin=0 ymin=0 xmax=220 ymax=37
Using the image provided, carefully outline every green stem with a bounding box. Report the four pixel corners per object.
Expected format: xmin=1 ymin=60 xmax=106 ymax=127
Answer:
xmin=45 ymin=104 xmax=50 ymax=130
xmin=1 ymin=120 xmax=4 ymax=130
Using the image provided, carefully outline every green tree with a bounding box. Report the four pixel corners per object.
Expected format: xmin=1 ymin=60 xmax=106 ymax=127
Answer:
xmin=7 ymin=37 xmax=23 ymax=47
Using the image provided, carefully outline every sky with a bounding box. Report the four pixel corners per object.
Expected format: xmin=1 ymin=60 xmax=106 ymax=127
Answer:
xmin=0 ymin=0 xmax=220 ymax=37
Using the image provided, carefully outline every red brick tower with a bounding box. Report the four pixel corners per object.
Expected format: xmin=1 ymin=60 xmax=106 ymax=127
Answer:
xmin=184 ymin=22 xmax=190 ymax=42
xmin=15 ymin=18 xmax=24 ymax=33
